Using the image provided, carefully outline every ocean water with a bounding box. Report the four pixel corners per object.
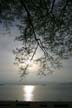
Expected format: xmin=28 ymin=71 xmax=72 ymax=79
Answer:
xmin=0 ymin=83 xmax=72 ymax=101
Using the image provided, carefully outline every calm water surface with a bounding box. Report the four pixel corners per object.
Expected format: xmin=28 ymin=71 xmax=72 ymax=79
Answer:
xmin=0 ymin=83 xmax=72 ymax=101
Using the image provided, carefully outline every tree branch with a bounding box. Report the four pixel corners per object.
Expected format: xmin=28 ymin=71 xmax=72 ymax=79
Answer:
xmin=51 ymin=0 xmax=56 ymax=13
xmin=21 ymin=0 xmax=48 ymax=57
xmin=59 ymin=0 xmax=68 ymax=17
xmin=21 ymin=44 xmax=38 ymax=77
xmin=20 ymin=0 xmax=56 ymax=76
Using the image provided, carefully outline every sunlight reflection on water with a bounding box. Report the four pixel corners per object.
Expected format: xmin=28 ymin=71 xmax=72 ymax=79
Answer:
xmin=0 ymin=84 xmax=72 ymax=101
xmin=23 ymin=85 xmax=35 ymax=101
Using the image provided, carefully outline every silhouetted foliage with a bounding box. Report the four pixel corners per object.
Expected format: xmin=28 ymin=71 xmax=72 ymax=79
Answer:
xmin=0 ymin=0 xmax=72 ymax=77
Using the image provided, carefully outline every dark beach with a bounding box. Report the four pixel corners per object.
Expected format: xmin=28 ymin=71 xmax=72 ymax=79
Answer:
xmin=0 ymin=101 xmax=72 ymax=108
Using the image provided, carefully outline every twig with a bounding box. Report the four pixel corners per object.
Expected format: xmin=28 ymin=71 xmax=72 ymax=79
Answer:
xmin=51 ymin=0 xmax=56 ymax=13
xmin=59 ymin=0 xmax=68 ymax=17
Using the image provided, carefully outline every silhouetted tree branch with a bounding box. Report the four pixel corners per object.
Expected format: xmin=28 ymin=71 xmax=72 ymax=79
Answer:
xmin=51 ymin=0 xmax=55 ymax=13
xmin=0 ymin=0 xmax=72 ymax=77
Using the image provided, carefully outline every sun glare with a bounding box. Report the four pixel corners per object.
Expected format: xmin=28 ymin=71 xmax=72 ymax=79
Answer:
xmin=25 ymin=60 xmax=32 ymax=65
xmin=19 ymin=60 xmax=40 ymax=72
xmin=28 ymin=62 xmax=39 ymax=72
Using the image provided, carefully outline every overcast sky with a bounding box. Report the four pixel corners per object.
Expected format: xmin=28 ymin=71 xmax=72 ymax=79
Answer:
xmin=0 ymin=25 xmax=72 ymax=84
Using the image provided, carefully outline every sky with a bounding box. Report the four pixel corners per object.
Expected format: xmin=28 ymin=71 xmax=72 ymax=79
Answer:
xmin=0 ymin=24 xmax=72 ymax=84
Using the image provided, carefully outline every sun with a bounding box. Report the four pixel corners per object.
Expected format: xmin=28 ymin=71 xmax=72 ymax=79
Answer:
xmin=19 ymin=59 xmax=40 ymax=72
xmin=27 ymin=60 xmax=40 ymax=72
xmin=28 ymin=62 xmax=39 ymax=72
xmin=25 ymin=60 xmax=32 ymax=65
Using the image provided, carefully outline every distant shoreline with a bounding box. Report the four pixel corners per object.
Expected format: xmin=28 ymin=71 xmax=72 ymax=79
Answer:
xmin=0 ymin=82 xmax=72 ymax=85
